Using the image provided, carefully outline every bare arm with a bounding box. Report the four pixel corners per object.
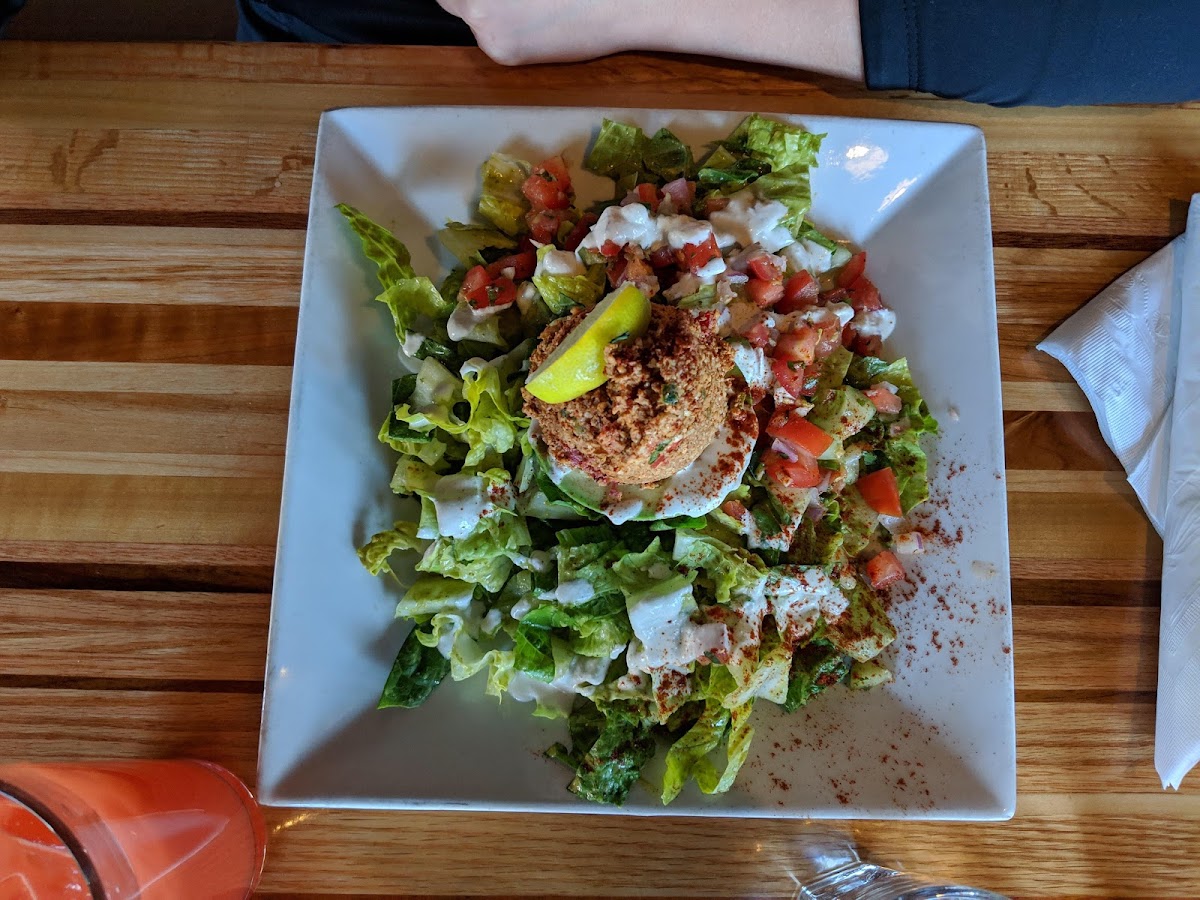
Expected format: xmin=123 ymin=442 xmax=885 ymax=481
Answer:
xmin=437 ymin=0 xmax=864 ymax=82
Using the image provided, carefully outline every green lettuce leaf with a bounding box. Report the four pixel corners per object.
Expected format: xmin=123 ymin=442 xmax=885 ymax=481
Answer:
xmin=394 ymin=574 xmax=476 ymax=618
xmin=751 ymin=165 xmax=813 ymax=234
xmin=643 ymin=128 xmax=693 ymax=181
xmin=825 ymin=580 xmax=897 ymax=662
xmin=549 ymin=700 xmax=656 ymax=806
xmin=437 ymin=221 xmax=517 ymax=267
xmin=726 ymin=113 xmax=823 ymax=171
xmin=671 ymin=531 xmax=766 ymax=605
xmin=335 ymin=202 xmax=413 ymax=287
xmin=479 ymin=153 xmax=531 ymax=236
xmin=585 ymin=119 xmax=648 ymax=181
xmin=378 ymin=625 xmax=450 ymax=709
xmin=413 ymin=610 xmax=515 ymax=692
xmin=846 ymin=356 xmax=938 ymax=436
xmin=782 ymin=638 xmax=850 ymax=712
xmin=660 ymin=666 xmax=754 ymax=804
xmin=357 ymin=521 xmax=427 ymax=577
xmin=532 ymin=245 xmax=605 ymax=314
xmin=808 ymin=385 xmax=877 ymax=441
xmin=886 ymin=435 xmax=931 ymax=514
xmin=838 ymin=486 xmax=881 ymax=557
xmin=418 ymin=509 xmax=530 ymax=593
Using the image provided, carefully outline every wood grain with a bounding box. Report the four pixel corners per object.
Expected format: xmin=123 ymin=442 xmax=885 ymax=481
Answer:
xmin=0 ymin=41 xmax=1191 ymax=900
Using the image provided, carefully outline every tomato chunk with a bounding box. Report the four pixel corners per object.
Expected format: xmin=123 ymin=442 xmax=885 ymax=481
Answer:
xmin=722 ymin=499 xmax=748 ymax=519
xmin=486 ymin=250 xmax=537 ymax=281
xmin=747 ymin=278 xmax=784 ymax=308
xmin=767 ymin=408 xmax=834 ymax=457
xmin=633 ymin=182 xmax=661 ymax=211
xmin=864 ymin=385 xmax=903 ymax=415
xmin=857 ymin=467 xmax=903 ymax=518
xmin=600 ymin=239 xmax=623 ymax=258
xmin=837 ymin=250 xmax=867 ymax=288
xmin=521 ymin=156 xmax=573 ymax=211
xmin=678 ymin=234 xmax=721 ymax=273
xmin=847 ymin=275 xmax=883 ymax=312
xmin=777 ymin=271 xmax=819 ymax=313
xmin=771 ymin=356 xmax=808 ymax=398
xmin=746 ymin=254 xmax=783 ymax=282
xmin=562 ymin=213 xmax=597 ymax=252
xmin=774 ymin=326 xmax=818 ymax=366
xmin=648 ymin=246 xmax=676 ymax=269
xmin=744 ymin=322 xmax=772 ymax=349
xmin=460 ymin=265 xmax=492 ymax=306
xmin=482 ymin=276 xmax=517 ymax=308
xmin=527 ymin=209 xmax=568 ymax=245
xmin=866 ymin=550 xmax=906 ymax=589
xmin=764 ymin=447 xmax=822 ymax=489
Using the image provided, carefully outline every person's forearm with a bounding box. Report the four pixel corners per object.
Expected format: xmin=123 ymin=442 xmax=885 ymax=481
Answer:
xmin=439 ymin=0 xmax=864 ymax=81
xmin=627 ymin=0 xmax=864 ymax=82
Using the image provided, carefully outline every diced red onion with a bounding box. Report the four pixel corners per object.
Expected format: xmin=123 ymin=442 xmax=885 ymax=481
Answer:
xmin=893 ymin=532 xmax=925 ymax=555
xmin=771 ymin=438 xmax=799 ymax=462
xmin=661 ymin=178 xmax=692 ymax=213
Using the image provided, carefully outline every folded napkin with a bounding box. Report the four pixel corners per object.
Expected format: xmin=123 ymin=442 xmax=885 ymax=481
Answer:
xmin=1039 ymin=194 xmax=1200 ymax=789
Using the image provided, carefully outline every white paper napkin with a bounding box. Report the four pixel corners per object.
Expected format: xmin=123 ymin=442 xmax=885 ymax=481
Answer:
xmin=1039 ymin=194 xmax=1200 ymax=789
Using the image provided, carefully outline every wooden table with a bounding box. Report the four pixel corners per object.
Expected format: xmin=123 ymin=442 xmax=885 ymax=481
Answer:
xmin=0 ymin=41 xmax=1196 ymax=898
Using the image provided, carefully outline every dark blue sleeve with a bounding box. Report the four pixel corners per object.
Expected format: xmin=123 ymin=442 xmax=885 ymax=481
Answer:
xmin=237 ymin=0 xmax=473 ymax=44
xmin=859 ymin=0 xmax=1200 ymax=106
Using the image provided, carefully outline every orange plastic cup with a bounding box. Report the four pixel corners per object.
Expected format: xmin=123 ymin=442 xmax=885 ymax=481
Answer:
xmin=0 ymin=760 xmax=266 ymax=899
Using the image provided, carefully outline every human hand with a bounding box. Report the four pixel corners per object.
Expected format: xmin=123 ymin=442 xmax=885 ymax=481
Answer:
xmin=436 ymin=0 xmax=639 ymax=66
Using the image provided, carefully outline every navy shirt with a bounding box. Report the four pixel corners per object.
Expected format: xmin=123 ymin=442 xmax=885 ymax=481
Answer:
xmin=242 ymin=0 xmax=1200 ymax=107
xmin=858 ymin=0 xmax=1200 ymax=106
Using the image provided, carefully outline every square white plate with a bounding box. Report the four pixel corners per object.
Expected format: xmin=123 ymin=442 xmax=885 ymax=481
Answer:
xmin=258 ymin=106 xmax=1015 ymax=819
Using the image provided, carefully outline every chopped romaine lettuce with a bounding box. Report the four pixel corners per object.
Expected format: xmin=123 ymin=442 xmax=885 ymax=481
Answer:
xmin=532 ymin=245 xmax=605 ymax=313
xmin=437 ymin=221 xmax=517 ymax=267
xmin=479 ymin=153 xmax=531 ymax=236
xmin=378 ymin=625 xmax=451 ymax=709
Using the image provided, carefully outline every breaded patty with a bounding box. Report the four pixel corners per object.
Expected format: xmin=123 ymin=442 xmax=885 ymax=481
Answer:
xmin=524 ymin=303 xmax=734 ymax=485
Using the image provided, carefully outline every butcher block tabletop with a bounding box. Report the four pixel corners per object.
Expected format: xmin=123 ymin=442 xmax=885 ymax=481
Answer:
xmin=1 ymin=41 xmax=1197 ymax=898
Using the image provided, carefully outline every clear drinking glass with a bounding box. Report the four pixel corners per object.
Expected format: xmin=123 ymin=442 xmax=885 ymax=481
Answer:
xmin=792 ymin=829 xmax=1009 ymax=900
xmin=0 ymin=760 xmax=267 ymax=899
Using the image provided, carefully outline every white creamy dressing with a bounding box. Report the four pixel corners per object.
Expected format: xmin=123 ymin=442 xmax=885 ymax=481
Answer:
xmin=708 ymin=190 xmax=794 ymax=253
xmin=781 ymin=238 xmax=835 ymax=276
xmin=555 ymin=579 xmax=595 ymax=606
xmin=400 ymin=331 xmax=426 ymax=358
xmin=624 ymin=579 xmax=730 ymax=673
xmin=506 ymin=652 xmax=611 ymax=716
xmin=535 ymin=248 xmax=586 ymax=278
xmin=510 ymin=597 xmax=535 ymax=621
xmin=481 ymin=608 xmax=503 ymax=635
xmin=430 ymin=473 xmax=497 ymax=539
xmin=447 ymin=301 xmax=508 ymax=342
xmin=765 ymin=568 xmax=836 ymax=645
xmin=852 ymin=307 xmax=897 ymax=340
xmin=577 ymin=205 xmax=728 ymax=282
xmin=731 ymin=343 xmax=771 ymax=393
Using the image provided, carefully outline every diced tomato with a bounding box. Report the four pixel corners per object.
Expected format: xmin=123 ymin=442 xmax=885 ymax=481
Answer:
xmin=538 ymin=155 xmax=571 ymax=187
xmin=865 ymin=550 xmax=905 ymax=589
xmin=600 ymin=239 xmax=623 ymax=258
xmin=744 ymin=322 xmax=772 ymax=349
xmin=774 ymin=326 xmax=818 ymax=366
xmin=722 ymin=499 xmax=748 ymax=519
xmin=847 ymin=275 xmax=883 ymax=312
xmin=864 ymin=386 xmax=903 ymax=415
xmin=764 ymin=447 xmax=822 ymax=489
xmin=486 ymin=250 xmax=537 ymax=281
xmin=854 ymin=334 xmax=883 ymax=357
xmin=747 ymin=278 xmax=784 ymax=308
xmin=767 ymin=408 xmax=834 ymax=457
xmin=562 ymin=213 xmax=597 ymax=252
xmin=701 ymin=196 xmax=729 ymax=217
xmin=527 ymin=209 xmax=567 ymax=245
xmin=857 ymin=467 xmax=903 ymax=518
xmin=777 ymin=271 xmax=819 ymax=313
xmin=460 ymin=265 xmax=492 ymax=306
xmin=771 ymin=356 xmax=808 ymax=398
xmin=746 ymin=254 xmax=783 ymax=283
xmin=634 ymin=182 xmax=661 ymax=211
xmin=522 ymin=174 xmax=570 ymax=211
xmin=481 ymin=276 xmax=517 ymax=309
xmin=648 ymin=245 xmax=676 ymax=269
xmin=607 ymin=255 xmax=629 ymax=288
xmin=521 ymin=156 xmax=573 ymax=211
xmin=837 ymin=250 xmax=867 ymax=288
xmin=678 ymin=234 xmax=721 ymax=273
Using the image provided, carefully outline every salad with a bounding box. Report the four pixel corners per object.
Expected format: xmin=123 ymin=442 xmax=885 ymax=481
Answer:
xmin=346 ymin=115 xmax=937 ymax=806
